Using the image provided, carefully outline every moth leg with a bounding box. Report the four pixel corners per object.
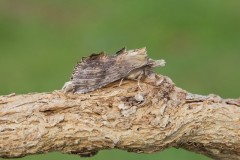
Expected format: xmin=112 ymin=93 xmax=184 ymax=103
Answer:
xmin=137 ymin=79 xmax=143 ymax=91
xmin=119 ymin=78 xmax=124 ymax=86
xmin=126 ymin=69 xmax=145 ymax=90
xmin=136 ymin=73 xmax=144 ymax=91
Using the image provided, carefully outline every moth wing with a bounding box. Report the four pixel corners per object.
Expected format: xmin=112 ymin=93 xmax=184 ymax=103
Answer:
xmin=70 ymin=48 xmax=149 ymax=93
xmin=71 ymin=57 xmax=139 ymax=93
xmin=71 ymin=53 xmax=108 ymax=93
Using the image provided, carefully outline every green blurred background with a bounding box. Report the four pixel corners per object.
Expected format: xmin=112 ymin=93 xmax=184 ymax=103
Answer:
xmin=0 ymin=0 xmax=239 ymax=159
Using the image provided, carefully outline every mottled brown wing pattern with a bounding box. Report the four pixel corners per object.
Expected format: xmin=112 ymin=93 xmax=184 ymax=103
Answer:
xmin=70 ymin=53 xmax=108 ymax=93
xmin=62 ymin=47 xmax=165 ymax=94
xmin=68 ymin=48 xmax=147 ymax=93
xmin=71 ymin=52 xmax=106 ymax=80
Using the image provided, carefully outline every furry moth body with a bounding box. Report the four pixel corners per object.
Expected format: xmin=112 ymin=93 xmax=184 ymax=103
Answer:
xmin=62 ymin=47 xmax=165 ymax=94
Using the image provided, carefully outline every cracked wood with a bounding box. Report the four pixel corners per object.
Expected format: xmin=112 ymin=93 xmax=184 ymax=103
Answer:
xmin=0 ymin=74 xmax=239 ymax=160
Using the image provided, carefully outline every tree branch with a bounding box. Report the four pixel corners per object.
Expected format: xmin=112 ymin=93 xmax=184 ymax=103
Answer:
xmin=0 ymin=74 xmax=239 ymax=159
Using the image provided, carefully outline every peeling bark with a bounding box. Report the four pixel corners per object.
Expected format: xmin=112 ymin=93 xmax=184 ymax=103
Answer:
xmin=0 ymin=74 xmax=239 ymax=160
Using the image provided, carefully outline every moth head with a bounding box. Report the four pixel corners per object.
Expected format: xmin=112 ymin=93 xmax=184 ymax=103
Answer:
xmin=148 ymin=59 xmax=166 ymax=68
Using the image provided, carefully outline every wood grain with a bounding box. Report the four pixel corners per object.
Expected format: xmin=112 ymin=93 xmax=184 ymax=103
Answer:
xmin=0 ymin=74 xmax=239 ymax=159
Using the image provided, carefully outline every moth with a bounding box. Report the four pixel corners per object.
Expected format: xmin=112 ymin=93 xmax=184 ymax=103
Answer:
xmin=62 ymin=47 xmax=165 ymax=94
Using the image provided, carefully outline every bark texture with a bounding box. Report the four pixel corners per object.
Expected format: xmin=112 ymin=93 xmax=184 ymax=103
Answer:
xmin=0 ymin=74 xmax=239 ymax=160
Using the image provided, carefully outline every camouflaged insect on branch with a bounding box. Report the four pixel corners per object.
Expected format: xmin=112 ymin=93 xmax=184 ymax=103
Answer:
xmin=62 ymin=47 xmax=165 ymax=94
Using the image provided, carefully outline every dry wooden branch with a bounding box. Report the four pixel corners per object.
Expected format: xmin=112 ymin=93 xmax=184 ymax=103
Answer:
xmin=0 ymin=74 xmax=240 ymax=160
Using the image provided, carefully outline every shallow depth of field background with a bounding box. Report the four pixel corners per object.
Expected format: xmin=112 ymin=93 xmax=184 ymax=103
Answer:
xmin=0 ymin=0 xmax=239 ymax=160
